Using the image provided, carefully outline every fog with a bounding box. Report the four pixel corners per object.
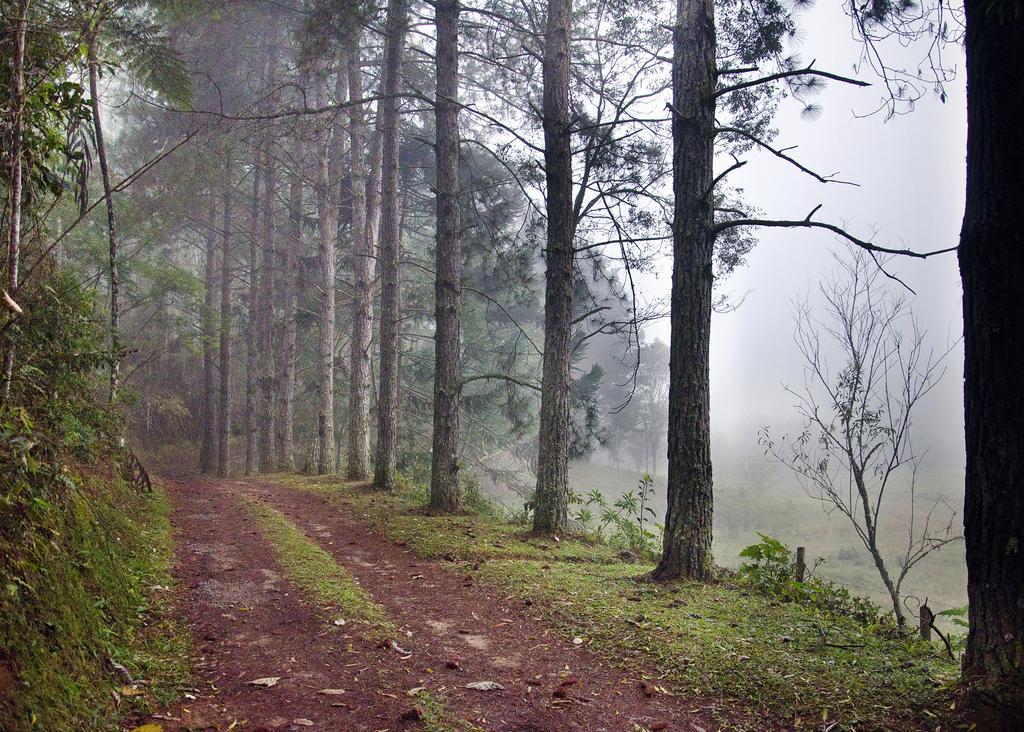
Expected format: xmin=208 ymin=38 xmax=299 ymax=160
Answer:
xmin=632 ymin=0 xmax=967 ymax=471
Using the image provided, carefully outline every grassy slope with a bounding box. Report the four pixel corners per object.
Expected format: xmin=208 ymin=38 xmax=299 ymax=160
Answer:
xmin=275 ymin=473 xmax=960 ymax=731
xmin=0 ymin=470 xmax=189 ymax=731
xmin=566 ymin=462 xmax=968 ymax=619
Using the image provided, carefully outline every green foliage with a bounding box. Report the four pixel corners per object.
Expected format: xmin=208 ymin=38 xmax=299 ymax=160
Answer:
xmin=738 ymin=534 xmax=885 ymax=626
xmin=2 ymin=274 xmax=120 ymax=548
xmin=0 ymin=472 xmax=188 ymax=731
xmin=573 ymin=473 xmax=660 ymax=557
xmin=4 ymin=273 xmax=117 ymax=457
xmin=0 ymin=269 xmax=187 ymax=730
xmin=935 ymin=605 xmax=969 ymax=655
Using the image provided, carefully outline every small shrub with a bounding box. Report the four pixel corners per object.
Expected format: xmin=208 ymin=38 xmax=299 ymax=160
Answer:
xmin=572 ymin=474 xmax=661 ymax=558
xmin=738 ymin=534 xmax=885 ymax=626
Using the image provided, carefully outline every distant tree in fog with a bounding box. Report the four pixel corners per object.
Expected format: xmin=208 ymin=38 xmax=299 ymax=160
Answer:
xmin=605 ymin=339 xmax=669 ymax=476
xmin=761 ymin=246 xmax=960 ymax=626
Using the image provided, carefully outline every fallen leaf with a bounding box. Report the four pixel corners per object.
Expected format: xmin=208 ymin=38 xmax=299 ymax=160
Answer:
xmin=390 ymin=640 xmax=412 ymax=655
xmin=120 ymin=686 xmax=146 ymax=697
xmin=317 ymin=688 xmax=346 ymax=695
xmin=466 ymin=681 xmax=504 ymax=691
xmin=407 ymin=687 xmax=426 ymax=696
xmin=572 ymin=637 xmax=584 ymax=646
xmin=128 ymin=726 xmax=163 ymax=732
xmin=333 ymin=618 xmax=346 ymax=626
xmin=293 ymin=719 xmax=314 ymax=727
xmin=248 ymin=677 xmax=280 ymax=688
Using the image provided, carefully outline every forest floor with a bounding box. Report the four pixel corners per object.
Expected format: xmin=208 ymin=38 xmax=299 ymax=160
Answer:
xmin=140 ymin=475 xmax=727 ymax=732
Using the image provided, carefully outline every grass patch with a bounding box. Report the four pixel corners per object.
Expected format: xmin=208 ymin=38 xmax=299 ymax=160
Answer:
xmin=410 ymin=689 xmax=486 ymax=732
xmin=476 ymin=560 xmax=956 ymax=730
xmin=275 ymin=474 xmax=959 ymax=731
xmin=238 ymin=491 xmax=394 ymax=639
xmin=271 ymin=473 xmax=624 ymax=564
xmin=0 ymin=471 xmax=190 ymax=731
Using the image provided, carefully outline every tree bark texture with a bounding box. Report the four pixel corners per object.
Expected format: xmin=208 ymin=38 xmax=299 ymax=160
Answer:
xmin=315 ymin=63 xmax=349 ymax=474
xmin=959 ymin=1 xmax=1024 ymax=719
xmin=257 ymin=145 xmax=277 ymax=472
xmin=2 ymin=0 xmax=29 ymax=401
xmin=652 ymin=0 xmax=715 ymax=581
xmin=374 ymin=0 xmax=411 ymax=490
xmin=429 ymin=0 xmax=463 ymax=512
xmin=279 ymin=166 xmax=301 ymax=471
xmin=244 ymin=160 xmax=262 ymax=474
xmin=346 ymin=39 xmax=375 ymax=481
xmin=216 ymin=161 xmax=233 ymax=478
xmin=200 ymin=193 xmax=219 ymax=472
xmin=532 ymin=0 xmax=573 ymax=534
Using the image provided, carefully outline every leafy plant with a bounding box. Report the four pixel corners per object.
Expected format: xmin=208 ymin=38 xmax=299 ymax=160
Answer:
xmin=738 ymin=534 xmax=885 ymax=626
xmin=934 ymin=605 xmax=969 ymax=656
xmin=572 ymin=474 xmax=660 ymax=557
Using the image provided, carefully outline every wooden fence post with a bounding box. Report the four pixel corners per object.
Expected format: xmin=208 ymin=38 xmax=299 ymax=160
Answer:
xmin=919 ymin=603 xmax=933 ymax=641
xmin=795 ymin=546 xmax=806 ymax=583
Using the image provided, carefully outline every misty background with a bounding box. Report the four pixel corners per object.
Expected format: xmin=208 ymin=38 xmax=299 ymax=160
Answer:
xmin=567 ymin=0 xmax=968 ymax=612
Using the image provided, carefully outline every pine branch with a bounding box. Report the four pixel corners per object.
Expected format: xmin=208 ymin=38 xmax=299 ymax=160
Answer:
xmin=715 ymin=60 xmax=869 ymax=98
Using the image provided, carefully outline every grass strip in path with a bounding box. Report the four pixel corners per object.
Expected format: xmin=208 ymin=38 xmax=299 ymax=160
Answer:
xmin=237 ymin=491 xmax=394 ymax=640
xmin=238 ymin=490 xmax=481 ymax=731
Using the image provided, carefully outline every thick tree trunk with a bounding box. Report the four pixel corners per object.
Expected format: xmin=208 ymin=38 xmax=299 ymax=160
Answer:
xmin=87 ymin=31 xmax=121 ymax=405
xmin=216 ymin=159 xmax=233 ymax=478
xmin=429 ymin=0 xmax=463 ymax=512
xmin=374 ymin=0 xmax=411 ymax=490
xmin=279 ymin=166 xmax=301 ymax=471
xmin=346 ymin=39 xmax=375 ymax=481
xmin=532 ymin=0 xmax=573 ymax=534
xmin=316 ymin=64 xmax=349 ymax=474
xmin=200 ymin=193 xmax=219 ymax=472
xmin=959 ymin=1 xmax=1024 ymax=720
xmin=2 ymin=0 xmax=29 ymax=402
xmin=652 ymin=0 xmax=715 ymax=581
xmin=244 ymin=160 xmax=262 ymax=475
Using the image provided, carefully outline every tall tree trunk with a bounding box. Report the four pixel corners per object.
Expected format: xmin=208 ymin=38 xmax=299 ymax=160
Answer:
xmin=316 ymin=64 xmax=349 ymax=474
xmin=216 ymin=157 xmax=233 ymax=478
xmin=87 ymin=30 xmax=121 ymax=405
xmin=346 ymin=39 xmax=375 ymax=481
xmin=257 ymin=146 xmax=277 ymax=472
xmin=366 ymin=128 xmax=384 ymax=258
xmin=651 ymin=0 xmax=715 ymax=581
xmin=2 ymin=0 xmax=29 ymax=402
xmin=532 ymin=0 xmax=573 ymax=534
xmin=959 ymin=1 xmax=1024 ymax=719
xmin=244 ymin=160 xmax=262 ymax=474
xmin=429 ymin=0 xmax=463 ymax=512
xmin=200 ymin=193 xmax=219 ymax=472
xmin=373 ymin=0 xmax=411 ymax=490
xmin=279 ymin=166 xmax=301 ymax=471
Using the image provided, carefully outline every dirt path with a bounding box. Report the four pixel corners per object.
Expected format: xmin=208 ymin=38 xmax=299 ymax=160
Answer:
xmin=152 ymin=476 xmax=723 ymax=732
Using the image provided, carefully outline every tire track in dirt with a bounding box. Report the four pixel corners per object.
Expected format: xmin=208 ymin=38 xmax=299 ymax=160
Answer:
xmin=240 ymin=477 xmax=727 ymax=732
xmin=151 ymin=477 xmax=457 ymax=731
